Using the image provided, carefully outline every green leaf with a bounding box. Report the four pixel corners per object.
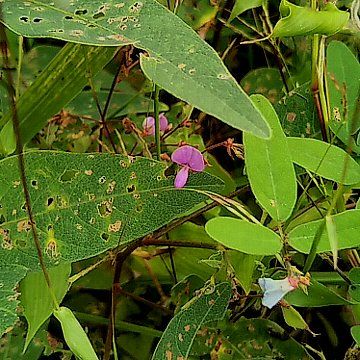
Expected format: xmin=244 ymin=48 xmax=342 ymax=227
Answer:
xmin=228 ymin=251 xmax=259 ymax=294
xmin=229 ymin=0 xmax=263 ymax=23
xmin=243 ymin=94 xmax=297 ymax=221
xmin=53 ymin=307 xmax=97 ymax=360
xmin=282 ymin=306 xmax=308 ymax=329
xmin=274 ymin=82 xmax=321 ymax=138
xmin=0 ymin=151 xmax=223 ymax=337
xmin=177 ymin=0 xmax=218 ymax=29
xmin=0 ymin=264 xmax=28 ymax=336
xmin=0 ymin=43 xmax=116 ymax=155
xmin=288 ymin=210 xmax=360 ymax=253
xmin=241 ymin=67 xmax=284 ymax=104
xmin=205 ymin=217 xmax=282 ymax=255
xmin=286 ymin=279 xmax=355 ymax=306
xmin=287 ymin=137 xmax=360 ymax=185
xmin=151 ymin=282 xmax=231 ymax=360
xmin=1 ymin=0 xmax=271 ymax=139
xmin=351 ymin=325 xmax=360 ymax=346
xmin=272 ymin=0 xmax=349 ymax=37
xmin=20 ymin=263 xmax=71 ymax=351
xmin=327 ymin=41 xmax=360 ymax=152
xmin=325 ymin=214 xmax=338 ymax=268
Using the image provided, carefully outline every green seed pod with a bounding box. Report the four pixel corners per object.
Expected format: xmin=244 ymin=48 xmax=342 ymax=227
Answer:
xmin=54 ymin=306 xmax=98 ymax=360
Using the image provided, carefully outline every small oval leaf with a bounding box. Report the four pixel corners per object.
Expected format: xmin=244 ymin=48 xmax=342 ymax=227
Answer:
xmin=288 ymin=210 xmax=360 ymax=253
xmin=205 ymin=217 xmax=282 ymax=255
xmin=287 ymin=137 xmax=360 ymax=185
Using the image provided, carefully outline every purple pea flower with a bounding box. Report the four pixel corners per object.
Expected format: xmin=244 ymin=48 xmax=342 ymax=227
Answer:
xmin=142 ymin=113 xmax=169 ymax=136
xmin=171 ymin=145 xmax=205 ymax=188
xmin=258 ymin=277 xmax=298 ymax=309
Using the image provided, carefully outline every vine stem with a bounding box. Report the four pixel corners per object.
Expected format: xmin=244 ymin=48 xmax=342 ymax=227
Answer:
xmin=0 ymin=22 xmax=59 ymax=310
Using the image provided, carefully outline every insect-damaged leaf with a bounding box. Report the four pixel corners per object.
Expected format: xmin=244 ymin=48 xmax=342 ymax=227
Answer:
xmin=1 ymin=0 xmax=271 ymax=139
xmin=0 ymin=151 xmax=223 ymax=337
xmin=151 ymin=282 xmax=231 ymax=360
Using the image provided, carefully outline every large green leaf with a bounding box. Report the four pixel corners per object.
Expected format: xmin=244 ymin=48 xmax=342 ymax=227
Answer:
xmin=272 ymin=0 xmax=349 ymax=37
xmin=20 ymin=264 xmax=71 ymax=350
xmin=0 ymin=151 xmax=223 ymax=337
xmin=151 ymin=282 xmax=231 ymax=360
xmin=288 ymin=210 xmax=360 ymax=253
xmin=287 ymin=137 xmax=360 ymax=185
xmin=0 ymin=43 xmax=116 ymax=155
xmin=1 ymin=0 xmax=271 ymax=139
xmin=205 ymin=217 xmax=282 ymax=255
xmin=327 ymin=41 xmax=360 ymax=153
xmin=243 ymin=94 xmax=297 ymax=221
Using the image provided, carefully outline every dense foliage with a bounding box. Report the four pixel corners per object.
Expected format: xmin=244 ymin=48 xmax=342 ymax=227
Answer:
xmin=0 ymin=0 xmax=359 ymax=359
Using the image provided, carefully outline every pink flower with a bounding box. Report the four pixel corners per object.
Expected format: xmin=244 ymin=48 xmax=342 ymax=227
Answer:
xmin=258 ymin=277 xmax=299 ymax=309
xmin=171 ymin=145 xmax=205 ymax=188
xmin=142 ymin=113 xmax=169 ymax=136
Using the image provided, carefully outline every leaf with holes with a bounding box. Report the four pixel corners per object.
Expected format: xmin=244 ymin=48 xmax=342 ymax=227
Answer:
xmin=151 ymin=282 xmax=231 ymax=360
xmin=0 ymin=151 xmax=223 ymax=337
xmin=1 ymin=0 xmax=271 ymax=139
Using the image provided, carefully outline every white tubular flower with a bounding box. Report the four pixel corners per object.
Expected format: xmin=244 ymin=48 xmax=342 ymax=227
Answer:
xmin=258 ymin=277 xmax=298 ymax=309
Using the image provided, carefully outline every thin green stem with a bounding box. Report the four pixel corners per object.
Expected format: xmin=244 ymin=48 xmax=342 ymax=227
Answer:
xmin=153 ymin=84 xmax=161 ymax=160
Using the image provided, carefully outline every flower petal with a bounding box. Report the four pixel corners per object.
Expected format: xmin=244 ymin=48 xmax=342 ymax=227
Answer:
xmin=159 ymin=113 xmax=169 ymax=131
xmin=171 ymin=145 xmax=205 ymax=172
xmin=258 ymin=277 xmax=295 ymax=309
xmin=143 ymin=116 xmax=155 ymax=135
xmin=174 ymin=166 xmax=189 ymax=188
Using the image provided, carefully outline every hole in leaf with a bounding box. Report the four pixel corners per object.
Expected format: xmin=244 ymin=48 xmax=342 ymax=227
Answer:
xmin=0 ymin=215 xmax=5 ymax=225
xmin=65 ymin=15 xmax=74 ymax=20
xmin=97 ymin=201 xmax=112 ymax=217
xmin=93 ymin=12 xmax=105 ymax=19
xmin=33 ymin=17 xmax=42 ymax=23
xmin=19 ymin=16 xmax=29 ymax=22
xmin=87 ymin=24 xmax=96 ymax=28
xmin=60 ymin=169 xmax=79 ymax=182
xmin=47 ymin=197 xmax=54 ymax=207
xmin=127 ymin=184 xmax=136 ymax=193
xmin=31 ymin=179 xmax=38 ymax=187
xmin=16 ymin=238 xmax=27 ymax=248
xmin=47 ymin=224 xmax=53 ymax=231
xmin=75 ymin=9 xmax=88 ymax=15
xmin=21 ymin=203 xmax=27 ymax=211
xmin=101 ymin=232 xmax=109 ymax=241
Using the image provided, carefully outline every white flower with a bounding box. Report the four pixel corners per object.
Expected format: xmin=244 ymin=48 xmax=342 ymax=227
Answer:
xmin=258 ymin=277 xmax=297 ymax=309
